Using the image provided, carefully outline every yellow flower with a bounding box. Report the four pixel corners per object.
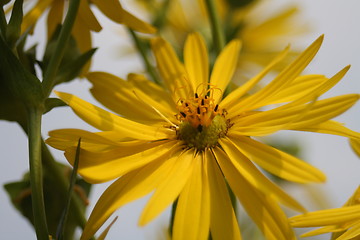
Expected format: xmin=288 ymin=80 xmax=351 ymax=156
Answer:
xmin=21 ymin=0 xmax=155 ymax=53
xmin=290 ymin=185 xmax=360 ymax=240
xmin=46 ymin=33 xmax=360 ymax=240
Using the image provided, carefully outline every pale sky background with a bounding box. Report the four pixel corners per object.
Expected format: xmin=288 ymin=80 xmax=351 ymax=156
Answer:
xmin=1 ymin=0 xmax=360 ymax=239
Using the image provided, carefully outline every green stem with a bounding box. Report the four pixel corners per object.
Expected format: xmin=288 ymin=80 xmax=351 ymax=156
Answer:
xmin=127 ymin=28 xmax=161 ymax=85
xmin=152 ymin=0 xmax=171 ymax=30
xmin=42 ymin=0 xmax=81 ymax=97
xmin=205 ymin=0 xmax=225 ymax=55
xmin=28 ymin=106 xmax=49 ymax=240
xmin=20 ymin=123 xmax=88 ymax=231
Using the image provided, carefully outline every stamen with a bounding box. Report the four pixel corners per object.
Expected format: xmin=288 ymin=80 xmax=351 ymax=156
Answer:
xmin=180 ymin=112 xmax=186 ymax=118
xmin=214 ymin=104 xmax=219 ymax=112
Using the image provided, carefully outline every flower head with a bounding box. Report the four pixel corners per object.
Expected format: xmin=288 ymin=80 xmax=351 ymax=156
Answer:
xmin=290 ymin=185 xmax=360 ymax=240
xmin=47 ymin=33 xmax=360 ymax=239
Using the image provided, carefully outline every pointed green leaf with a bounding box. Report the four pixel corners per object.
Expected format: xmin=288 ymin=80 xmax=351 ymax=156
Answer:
xmin=44 ymin=98 xmax=67 ymax=114
xmin=6 ymin=0 xmax=23 ymax=48
xmin=55 ymin=48 xmax=97 ymax=85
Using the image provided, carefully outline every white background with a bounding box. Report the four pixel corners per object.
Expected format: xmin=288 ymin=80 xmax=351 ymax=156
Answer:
xmin=1 ymin=0 xmax=360 ymax=239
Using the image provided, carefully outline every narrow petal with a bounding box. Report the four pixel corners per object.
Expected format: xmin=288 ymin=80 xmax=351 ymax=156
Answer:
xmin=228 ymin=35 xmax=324 ymax=116
xmin=218 ymin=138 xmax=305 ymax=212
xmin=55 ymin=91 xmax=172 ymax=140
xmin=81 ymin=153 xmax=180 ymax=240
xmin=350 ymin=139 xmax=360 ymax=157
xmin=139 ymin=149 xmax=195 ymax=225
xmin=184 ymin=33 xmax=209 ymax=91
xmin=205 ymin=150 xmax=241 ymax=240
xmin=127 ymin=73 xmax=176 ymax=110
xmin=301 ymin=224 xmax=354 ymax=238
xmin=65 ymin=141 xmax=179 ymax=183
xmin=227 ymin=134 xmax=326 ymax=183
xmin=46 ymin=128 xmax=122 ymax=151
xmin=92 ymin=0 xmax=156 ymax=33
xmin=210 ymin=40 xmax=242 ymax=104
xmin=232 ymin=94 xmax=359 ymax=131
xmin=173 ymin=153 xmax=210 ymax=240
xmin=88 ymin=72 xmax=173 ymax=123
xmin=21 ymin=0 xmax=52 ymax=33
xmin=212 ymin=148 xmax=295 ymax=240
xmin=264 ymin=74 xmax=328 ymax=105
xmin=47 ymin=0 xmax=64 ymax=39
xmin=290 ymin=205 xmax=360 ymax=227
xmin=293 ymin=120 xmax=360 ymax=139
xmin=220 ymin=45 xmax=289 ymax=109
xmin=78 ymin=0 xmax=102 ymax=32
xmin=336 ymin=221 xmax=360 ymax=240
xmin=151 ymin=37 xmax=189 ymax=99
xmin=72 ymin=17 xmax=92 ymax=53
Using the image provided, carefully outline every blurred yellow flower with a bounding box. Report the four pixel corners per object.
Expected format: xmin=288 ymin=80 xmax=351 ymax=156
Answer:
xmin=21 ymin=0 xmax=155 ymax=53
xmin=46 ymin=33 xmax=360 ymax=240
xmin=290 ymin=185 xmax=360 ymax=240
xmin=135 ymin=0 xmax=307 ymax=81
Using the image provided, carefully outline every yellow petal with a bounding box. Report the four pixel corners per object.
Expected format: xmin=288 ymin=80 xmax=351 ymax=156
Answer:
xmin=301 ymin=224 xmax=353 ymax=238
xmin=290 ymin=205 xmax=360 ymax=227
xmin=77 ymin=0 xmax=102 ymax=32
xmin=232 ymin=94 xmax=359 ymax=131
xmin=294 ymin=120 xmax=360 ymax=139
xmin=47 ymin=0 xmax=64 ymax=39
xmin=65 ymin=141 xmax=179 ymax=183
xmin=228 ymin=134 xmax=326 ymax=183
xmin=173 ymin=153 xmax=210 ymax=240
xmin=46 ymin=128 xmax=121 ymax=151
xmin=21 ymin=0 xmax=52 ymax=34
xmin=72 ymin=17 xmax=92 ymax=53
xmin=220 ymin=45 xmax=289 ymax=109
xmin=265 ymin=74 xmax=328 ymax=105
xmin=91 ymin=0 xmax=155 ymax=34
xmin=81 ymin=153 xmax=180 ymax=240
xmin=88 ymin=72 xmax=175 ymax=123
xmin=228 ymin=35 xmax=324 ymax=117
xmin=218 ymin=138 xmax=305 ymax=212
xmin=205 ymin=150 xmax=242 ymax=240
xmin=337 ymin=221 xmax=360 ymax=240
xmin=210 ymin=40 xmax=242 ymax=104
xmin=151 ymin=37 xmax=188 ymax=99
xmin=350 ymin=138 xmax=360 ymax=158
xmin=139 ymin=149 xmax=195 ymax=225
xmin=127 ymin=73 xmax=176 ymax=110
xmin=212 ymin=148 xmax=295 ymax=240
xmin=55 ymin=91 xmax=172 ymax=140
xmin=184 ymin=33 xmax=209 ymax=91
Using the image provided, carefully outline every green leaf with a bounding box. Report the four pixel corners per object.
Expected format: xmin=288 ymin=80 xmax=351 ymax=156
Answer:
xmin=55 ymin=48 xmax=97 ymax=85
xmin=0 ymin=35 xmax=44 ymax=110
xmin=6 ymin=0 xmax=23 ymax=49
xmin=44 ymin=98 xmax=67 ymax=114
xmin=4 ymin=162 xmax=92 ymax=240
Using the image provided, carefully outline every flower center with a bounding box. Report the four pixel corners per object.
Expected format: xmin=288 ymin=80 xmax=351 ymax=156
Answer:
xmin=176 ymin=92 xmax=229 ymax=150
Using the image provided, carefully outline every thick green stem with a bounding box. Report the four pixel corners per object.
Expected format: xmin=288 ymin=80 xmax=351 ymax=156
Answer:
xmin=28 ymin=107 xmax=49 ymax=240
xmin=42 ymin=0 xmax=81 ymax=97
xmin=127 ymin=28 xmax=161 ymax=85
xmin=205 ymin=0 xmax=225 ymax=55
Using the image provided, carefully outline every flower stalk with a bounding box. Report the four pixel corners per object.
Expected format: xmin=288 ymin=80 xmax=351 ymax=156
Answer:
xmin=28 ymin=106 xmax=49 ymax=240
xmin=127 ymin=28 xmax=161 ymax=85
xmin=42 ymin=0 xmax=81 ymax=97
xmin=205 ymin=0 xmax=225 ymax=55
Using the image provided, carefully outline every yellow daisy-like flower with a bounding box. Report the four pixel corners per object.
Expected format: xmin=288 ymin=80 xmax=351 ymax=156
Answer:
xmin=21 ymin=0 xmax=155 ymax=53
xmin=47 ymin=33 xmax=360 ymax=240
xmin=290 ymin=185 xmax=360 ymax=240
